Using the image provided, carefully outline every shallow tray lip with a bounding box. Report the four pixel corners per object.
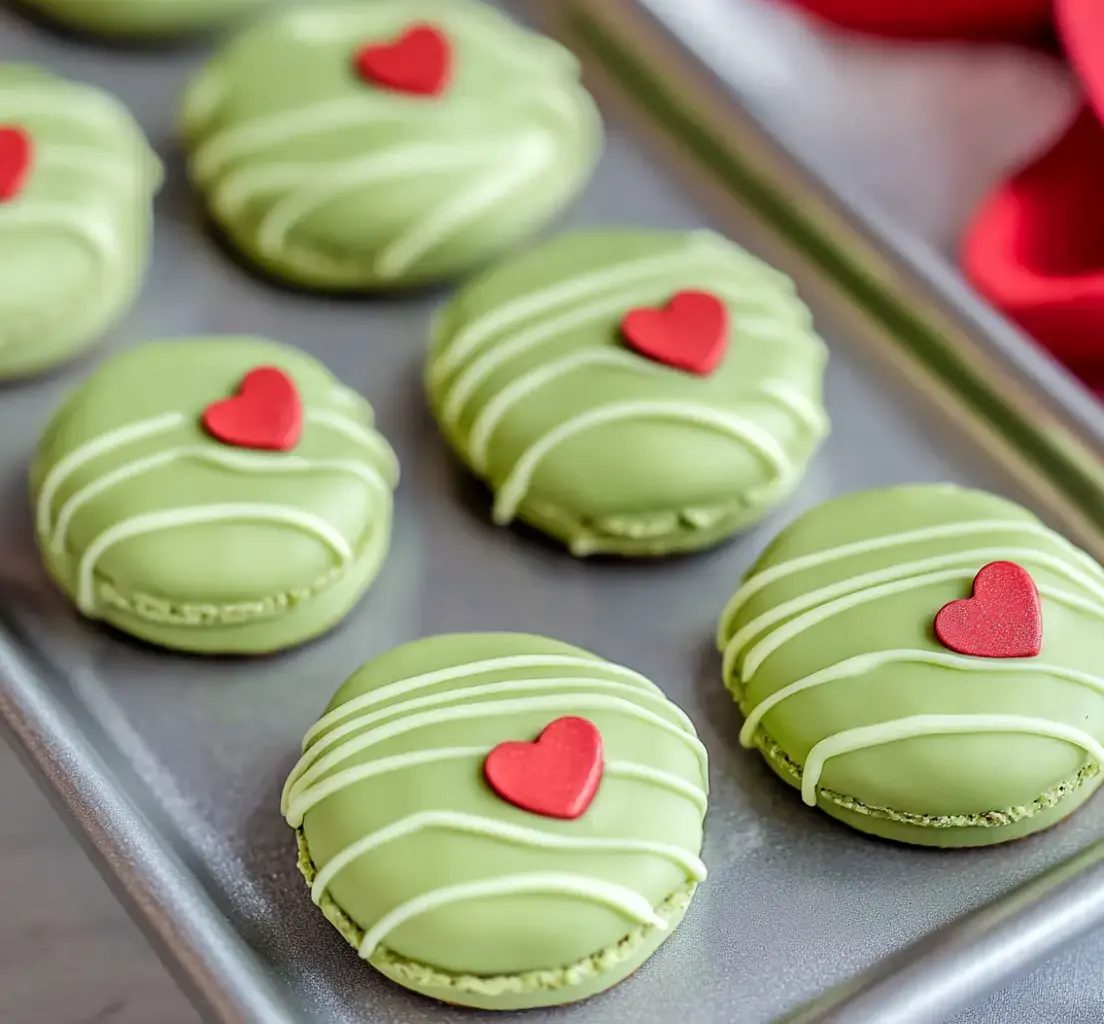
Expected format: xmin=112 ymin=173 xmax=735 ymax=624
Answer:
xmin=0 ymin=612 xmax=299 ymax=1024
xmin=2 ymin=3 xmax=1104 ymax=1024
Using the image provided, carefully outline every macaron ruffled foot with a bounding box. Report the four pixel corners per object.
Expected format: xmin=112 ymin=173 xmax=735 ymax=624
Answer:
xmin=717 ymin=484 xmax=1104 ymax=847
xmin=31 ymin=337 xmax=399 ymax=654
xmin=427 ymin=228 xmax=829 ymax=557
xmin=282 ymin=632 xmax=709 ymax=1009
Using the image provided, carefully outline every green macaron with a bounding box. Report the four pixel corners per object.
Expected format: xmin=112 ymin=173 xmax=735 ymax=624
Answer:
xmin=181 ymin=0 xmax=602 ymax=291
xmin=282 ymin=632 xmax=709 ymax=1010
xmin=427 ymin=228 xmax=830 ymax=557
xmin=0 ymin=64 xmax=161 ymax=380
xmin=16 ymin=0 xmax=274 ymax=39
xmin=32 ymin=336 xmax=399 ymax=654
xmin=718 ymin=484 xmax=1104 ymax=847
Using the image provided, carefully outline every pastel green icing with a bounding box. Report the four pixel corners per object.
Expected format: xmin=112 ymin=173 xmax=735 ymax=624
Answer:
xmin=717 ymin=484 xmax=1104 ymax=847
xmin=284 ymin=633 xmax=708 ymax=1009
xmin=0 ymin=64 xmax=161 ymax=379
xmin=427 ymin=228 xmax=830 ymax=557
xmin=181 ymin=0 xmax=602 ymax=291
xmin=20 ymin=0 xmax=273 ymax=37
xmin=31 ymin=336 xmax=399 ymax=654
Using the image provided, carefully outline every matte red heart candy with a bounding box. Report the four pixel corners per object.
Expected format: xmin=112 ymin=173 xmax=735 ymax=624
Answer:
xmin=620 ymin=290 xmax=729 ymax=375
xmin=202 ymin=366 xmax=302 ymax=452
xmin=484 ymin=717 xmax=604 ymax=820
xmin=934 ymin=561 xmax=1042 ymax=659
xmin=354 ymin=23 xmax=452 ymax=97
xmin=0 ymin=126 xmax=32 ymax=202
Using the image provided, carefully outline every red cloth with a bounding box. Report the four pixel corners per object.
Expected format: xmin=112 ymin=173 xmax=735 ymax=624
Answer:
xmin=780 ymin=0 xmax=1053 ymax=41
xmin=963 ymin=108 xmax=1104 ymax=387
xmin=783 ymin=0 xmax=1104 ymax=389
xmin=1057 ymin=0 xmax=1104 ymax=122
xmin=958 ymin=0 xmax=1104 ymax=387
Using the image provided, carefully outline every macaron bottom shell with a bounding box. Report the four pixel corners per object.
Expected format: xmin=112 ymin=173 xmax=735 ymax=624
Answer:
xmin=298 ymin=830 xmax=695 ymax=1011
xmin=749 ymin=725 xmax=1098 ymax=848
xmin=55 ymin=529 xmax=392 ymax=655
xmin=513 ymin=493 xmax=796 ymax=559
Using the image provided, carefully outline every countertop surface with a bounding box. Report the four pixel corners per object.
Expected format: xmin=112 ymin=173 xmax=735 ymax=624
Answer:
xmin=1 ymin=3 xmax=1101 ymax=1024
xmin=0 ymin=739 xmax=198 ymax=1024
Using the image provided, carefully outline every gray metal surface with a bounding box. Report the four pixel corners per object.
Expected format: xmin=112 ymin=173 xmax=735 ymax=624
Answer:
xmin=2 ymin=2 xmax=1104 ymax=1023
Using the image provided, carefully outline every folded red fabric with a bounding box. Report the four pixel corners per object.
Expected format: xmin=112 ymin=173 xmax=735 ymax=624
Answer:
xmin=1057 ymin=0 xmax=1104 ymax=121
xmin=963 ymin=108 xmax=1104 ymax=387
xmin=779 ymin=0 xmax=1053 ymax=40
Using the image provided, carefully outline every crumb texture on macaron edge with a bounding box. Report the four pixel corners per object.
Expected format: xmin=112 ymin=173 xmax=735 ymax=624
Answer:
xmin=745 ymin=719 xmax=1097 ymax=830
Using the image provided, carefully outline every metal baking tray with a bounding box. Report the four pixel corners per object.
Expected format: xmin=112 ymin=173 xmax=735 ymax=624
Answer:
xmin=3 ymin=1 xmax=1104 ymax=1022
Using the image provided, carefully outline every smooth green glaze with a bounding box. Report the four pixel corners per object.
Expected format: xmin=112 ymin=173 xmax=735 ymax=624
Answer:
xmin=284 ymin=633 xmax=708 ymax=1009
xmin=181 ymin=0 xmax=602 ymax=291
xmin=718 ymin=484 xmax=1104 ymax=847
xmin=427 ymin=229 xmax=830 ymax=557
xmin=18 ymin=0 xmax=272 ymax=37
xmin=0 ymin=64 xmax=161 ymax=379
xmin=31 ymin=336 xmax=399 ymax=654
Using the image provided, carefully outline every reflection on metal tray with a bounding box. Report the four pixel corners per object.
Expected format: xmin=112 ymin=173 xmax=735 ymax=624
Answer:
xmin=1 ymin=2 xmax=1104 ymax=1024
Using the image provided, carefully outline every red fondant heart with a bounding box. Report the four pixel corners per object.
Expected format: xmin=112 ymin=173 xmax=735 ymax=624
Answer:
xmin=202 ymin=366 xmax=302 ymax=452
xmin=0 ymin=126 xmax=32 ymax=202
xmin=354 ymin=23 xmax=452 ymax=97
xmin=934 ymin=561 xmax=1042 ymax=659
xmin=484 ymin=717 xmax=603 ymax=820
xmin=620 ymin=290 xmax=729 ymax=375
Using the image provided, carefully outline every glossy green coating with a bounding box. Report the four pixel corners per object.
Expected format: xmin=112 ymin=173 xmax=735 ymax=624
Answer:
xmin=181 ymin=0 xmax=602 ymax=291
xmin=285 ymin=633 xmax=708 ymax=1009
xmin=31 ymin=337 xmax=399 ymax=654
xmin=18 ymin=0 xmax=273 ymax=38
xmin=427 ymin=229 xmax=829 ymax=557
xmin=0 ymin=64 xmax=161 ymax=379
xmin=718 ymin=484 xmax=1104 ymax=847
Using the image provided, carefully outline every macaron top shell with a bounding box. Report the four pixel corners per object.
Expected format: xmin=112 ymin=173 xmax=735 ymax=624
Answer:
xmin=182 ymin=0 xmax=602 ymax=289
xmin=427 ymin=228 xmax=829 ymax=556
xmin=32 ymin=337 xmax=398 ymax=644
xmin=718 ymin=485 xmax=1104 ymax=839
xmin=0 ymin=64 xmax=161 ymax=378
xmin=282 ymin=632 xmax=708 ymax=978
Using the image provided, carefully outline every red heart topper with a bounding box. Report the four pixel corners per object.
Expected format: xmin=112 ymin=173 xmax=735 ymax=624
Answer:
xmin=484 ymin=717 xmax=603 ymax=820
xmin=0 ymin=126 xmax=32 ymax=202
xmin=620 ymin=290 xmax=729 ymax=376
xmin=934 ymin=561 xmax=1042 ymax=659
xmin=202 ymin=366 xmax=302 ymax=452
xmin=354 ymin=23 xmax=452 ymax=97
